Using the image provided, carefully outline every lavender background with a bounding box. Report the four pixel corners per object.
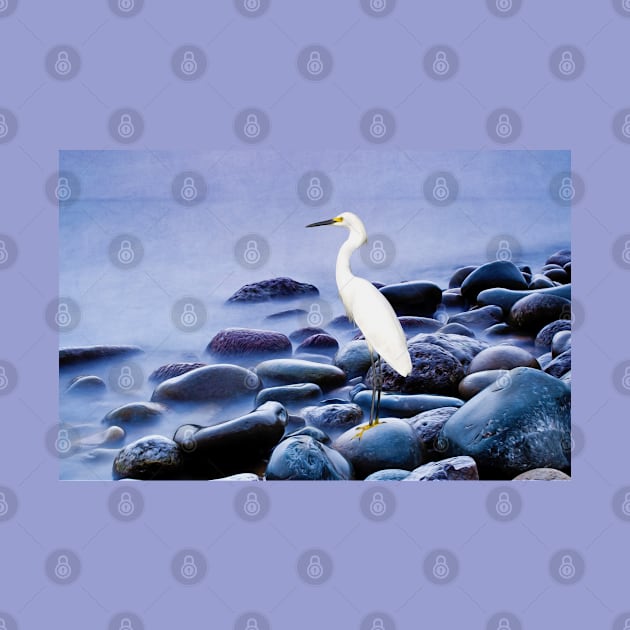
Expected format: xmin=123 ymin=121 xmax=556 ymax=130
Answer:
xmin=1 ymin=1 xmax=629 ymax=629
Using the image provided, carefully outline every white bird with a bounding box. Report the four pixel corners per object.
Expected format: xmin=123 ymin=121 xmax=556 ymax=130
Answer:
xmin=306 ymin=212 xmax=412 ymax=432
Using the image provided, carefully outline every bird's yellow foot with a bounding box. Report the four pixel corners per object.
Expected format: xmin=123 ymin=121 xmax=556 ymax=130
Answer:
xmin=354 ymin=419 xmax=380 ymax=440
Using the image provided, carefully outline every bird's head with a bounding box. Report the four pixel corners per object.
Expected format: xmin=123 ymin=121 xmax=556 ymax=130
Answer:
xmin=306 ymin=212 xmax=367 ymax=244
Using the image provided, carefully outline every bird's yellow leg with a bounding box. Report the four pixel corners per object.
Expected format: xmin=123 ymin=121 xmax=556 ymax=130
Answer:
xmin=354 ymin=349 xmax=381 ymax=439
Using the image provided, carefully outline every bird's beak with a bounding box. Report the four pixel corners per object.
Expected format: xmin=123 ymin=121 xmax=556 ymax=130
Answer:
xmin=306 ymin=218 xmax=336 ymax=228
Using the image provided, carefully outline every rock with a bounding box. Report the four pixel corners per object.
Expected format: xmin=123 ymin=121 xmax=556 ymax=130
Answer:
xmin=328 ymin=315 xmax=353 ymax=329
xmin=379 ymin=281 xmax=442 ymax=317
xmin=151 ymin=364 xmax=260 ymax=403
xmin=266 ymin=435 xmax=352 ymax=480
xmin=77 ymin=426 xmax=125 ymax=448
xmin=406 ymin=333 xmax=488 ymax=370
xmin=551 ymin=330 xmax=571 ymax=357
xmin=60 ymin=345 xmax=143 ymax=368
xmin=561 ymin=371 xmax=571 ymax=384
xmin=439 ymin=322 xmax=475 ymax=337
xmin=103 ymin=402 xmax=167 ymax=425
xmin=353 ymin=391 xmax=463 ymax=418
xmin=173 ymin=402 xmax=288 ymax=478
xmin=544 ymin=268 xmax=569 ymax=284
xmin=398 ymin=317 xmax=442 ymax=335
xmin=302 ymin=403 xmax=363 ymax=431
xmin=289 ymin=327 xmax=329 ymax=343
xmin=334 ymin=340 xmax=372 ymax=379
xmin=255 ymin=383 xmax=322 ymax=408
xmin=206 ymin=328 xmax=292 ymax=360
xmin=458 ymin=369 xmax=509 ymax=400
xmin=513 ymin=467 xmax=570 ymax=480
xmin=295 ymin=353 xmax=333 ymax=364
xmin=404 ymin=456 xmax=478 ymax=481
xmin=284 ymin=426 xmax=331 ymax=444
xmin=407 ymin=406 xmax=459 ymax=458
xmin=546 ymin=249 xmax=571 ymax=267
xmin=536 ymin=352 xmax=553 ymax=369
xmin=265 ymin=308 xmax=307 ymax=321
xmin=563 ymin=262 xmax=571 ymax=278
xmin=535 ymin=319 xmax=571 ymax=350
xmin=296 ymin=334 xmax=339 ymax=358
xmin=528 ymin=274 xmax=555 ymax=290
xmin=440 ymin=367 xmax=571 ymax=478
xmin=477 ymin=284 xmax=571 ymax=315
xmin=509 ymin=293 xmax=571 ymax=333
xmin=468 ymin=345 xmax=539 ymax=373
xmin=460 ymin=261 xmax=527 ymax=303
xmin=149 ymin=362 xmax=207 ymax=384
xmin=364 ymin=469 xmax=412 ymax=481
xmin=441 ymin=290 xmax=465 ymax=309
xmin=333 ymin=418 xmax=423 ymax=479
xmin=65 ymin=375 xmax=106 ymax=395
xmin=365 ymin=341 xmax=464 ymax=396
xmin=215 ymin=473 xmax=261 ymax=481
xmin=481 ymin=323 xmax=532 ymax=346
xmin=448 ymin=305 xmax=503 ymax=330
xmin=255 ymin=359 xmax=346 ymax=391
xmin=227 ymin=277 xmax=319 ymax=303
xmin=544 ymin=350 xmax=571 ymax=378
xmin=113 ymin=435 xmax=184 ymax=480
xmin=448 ymin=265 xmax=477 ymax=289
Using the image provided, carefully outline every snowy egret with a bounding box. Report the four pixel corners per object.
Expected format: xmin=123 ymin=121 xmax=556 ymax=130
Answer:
xmin=306 ymin=212 xmax=412 ymax=432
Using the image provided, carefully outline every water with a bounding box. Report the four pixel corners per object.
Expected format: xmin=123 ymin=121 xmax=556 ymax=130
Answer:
xmin=59 ymin=149 xmax=571 ymax=479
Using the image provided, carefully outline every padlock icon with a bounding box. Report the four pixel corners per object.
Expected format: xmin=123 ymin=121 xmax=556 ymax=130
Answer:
xmin=497 ymin=618 xmax=512 ymax=630
xmin=432 ymin=50 xmax=449 ymax=76
xmin=306 ymin=554 xmax=323 ymax=580
xmin=0 ymin=492 xmax=8 ymax=516
xmin=369 ymin=240 xmax=386 ymax=265
xmin=622 ymin=367 xmax=630 ymax=390
xmin=369 ymin=491 xmax=386 ymax=516
xmin=243 ymin=239 xmax=261 ymax=265
xmin=55 ymin=428 xmax=72 ymax=453
xmin=54 ymin=554 xmax=72 ymax=579
xmin=117 ymin=239 xmax=135 ymax=265
xmin=243 ymin=491 xmax=261 ymax=516
xmin=245 ymin=618 xmax=260 ymax=630
xmin=558 ymin=176 xmax=575 ymax=201
xmin=432 ymin=554 xmax=450 ymax=579
xmin=370 ymin=0 xmax=386 ymax=11
xmin=495 ymin=491 xmax=513 ymax=516
xmin=307 ymin=303 xmax=323 ymax=327
xmin=244 ymin=113 xmax=261 ymax=138
xmin=495 ymin=0 xmax=512 ymax=11
xmin=496 ymin=239 xmax=512 ymax=261
xmin=244 ymin=0 xmax=261 ymax=11
xmin=118 ymin=113 xmax=135 ymax=139
xmin=117 ymin=491 xmax=135 ymax=516
xmin=621 ymin=114 xmax=630 ymax=139
xmin=180 ymin=303 xmax=198 ymax=328
xmin=118 ymin=366 xmax=134 ymax=390
xmin=558 ymin=554 xmax=576 ymax=580
xmin=0 ymin=366 xmax=8 ymax=390
xmin=432 ymin=176 xmax=449 ymax=201
xmin=180 ymin=50 xmax=198 ymax=76
xmin=496 ymin=372 xmax=511 ymax=389
xmin=369 ymin=113 xmax=386 ymax=139
xmin=180 ymin=427 xmax=197 ymax=452
xmin=0 ymin=114 xmax=8 ymax=138
xmin=0 ymin=241 xmax=8 ymax=264
xmin=181 ymin=554 xmax=198 ymax=580
xmin=118 ymin=0 xmax=135 ymax=11
xmin=558 ymin=51 xmax=576 ymax=76
xmin=55 ymin=302 xmax=72 ymax=328
xmin=119 ymin=618 xmax=134 ymax=630
xmin=306 ymin=50 xmax=323 ymax=76
xmin=371 ymin=618 xmax=385 ymax=630
xmin=180 ymin=176 xmax=198 ymax=201
xmin=621 ymin=492 xmax=630 ymax=516
xmin=55 ymin=176 xmax=72 ymax=201
xmin=621 ymin=240 xmax=630 ymax=265
xmin=495 ymin=113 xmax=513 ymax=138
xmin=306 ymin=177 xmax=324 ymax=201
xmin=54 ymin=51 xmax=72 ymax=76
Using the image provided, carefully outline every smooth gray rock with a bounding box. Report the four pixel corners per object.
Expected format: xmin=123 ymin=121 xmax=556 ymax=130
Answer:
xmin=513 ymin=468 xmax=570 ymax=480
xmin=460 ymin=260 xmax=528 ymax=302
xmin=535 ymin=319 xmax=572 ymax=350
xmin=404 ymin=456 xmax=478 ymax=481
xmin=468 ymin=345 xmax=539 ymax=373
xmin=113 ymin=435 xmax=184 ymax=480
xmin=103 ymin=401 xmax=167 ymax=424
xmin=448 ymin=305 xmax=503 ymax=330
xmin=227 ymin=277 xmax=318 ymax=303
xmin=334 ymin=340 xmax=372 ymax=380
xmin=60 ymin=345 xmax=143 ymax=368
xmin=255 ymin=383 xmax=322 ymax=408
xmin=206 ymin=328 xmax=292 ymax=360
xmin=65 ymin=375 xmax=106 ymax=395
xmin=477 ymin=284 xmax=571 ymax=315
xmin=255 ymin=358 xmax=346 ymax=391
xmin=509 ymin=293 xmax=571 ymax=333
xmin=353 ymin=391 xmax=463 ymax=418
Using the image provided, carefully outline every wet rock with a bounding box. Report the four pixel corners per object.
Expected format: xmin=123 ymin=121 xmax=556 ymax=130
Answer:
xmin=448 ymin=265 xmax=477 ymax=289
xmin=113 ymin=435 xmax=184 ymax=480
xmin=441 ymin=289 xmax=465 ymax=309
xmin=460 ymin=261 xmax=527 ymax=303
xmin=149 ymin=362 xmax=207 ymax=384
xmin=296 ymin=333 xmax=339 ymax=358
xmin=468 ymin=345 xmax=539 ymax=373
xmin=544 ymin=350 xmax=571 ymax=378
xmin=265 ymin=308 xmax=307 ymax=321
xmin=551 ymin=330 xmax=571 ymax=357
xmin=353 ymin=390 xmax=463 ymax=418
xmin=406 ymin=333 xmax=488 ymax=370
xmin=513 ymin=467 xmax=570 ymax=480
xmin=255 ymin=383 xmax=322 ymax=409
xmin=439 ymin=322 xmax=475 ymax=337
xmin=206 ymin=328 xmax=292 ymax=361
xmin=546 ymin=249 xmax=571 ymax=267
xmin=151 ymin=364 xmax=260 ymax=403
xmin=544 ymin=268 xmax=569 ymax=284
xmin=404 ymin=456 xmax=478 ymax=481
xmin=535 ymin=319 xmax=572 ymax=350
xmin=528 ymin=274 xmax=555 ymax=290
xmin=364 ymin=469 xmax=412 ymax=481
xmin=284 ymin=426 xmax=331 ymax=444
xmin=289 ymin=327 xmax=329 ymax=343
xmin=295 ymin=353 xmax=333 ymax=364
xmin=477 ymin=284 xmax=571 ymax=315
xmin=440 ymin=367 xmax=571 ymax=478
xmin=481 ymin=323 xmax=533 ymax=346
xmin=266 ymin=435 xmax=352 ymax=480
xmin=379 ymin=281 xmax=442 ymax=317
xmin=509 ymin=293 xmax=571 ymax=333
xmin=255 ymin=358 xmax=346 ymax=391
xmin=216 ymin=473 xmax=261 ymax=481
xmin=302 ymin=403 xmax=363 ymax=431
xmin=334 ymin=340 xmax=372 ymax=379
xmin=407 ymin=406 xmax=459 ymax=458
xmin=458 ymin=369 xmax=509 ymax=400
xmin=448 ymin=305 xmax=503 ymax=330
xmin=328 ymin=315 xmax=353 ymax=329
xmin=227 ymin=277 xmax=319 ymax=303
xmin=398 ymin=317 xmax=442 ymax=335
xmin=333 ymin=418 xmax=423 ymax=479
xmin=60 ymin=345 xmax=143 ymax=368
xmin=65 ymin=375 xmax=106 ymax=395
xmin=77 ymin=426 xmax=125 ymax=448
xmin=537 ymin=352 xmax=553 ymax=369
xmin=103 ymin=401 xmax=167 ymax=425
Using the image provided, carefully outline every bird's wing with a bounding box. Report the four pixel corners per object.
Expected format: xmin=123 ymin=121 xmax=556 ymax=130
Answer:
xmin=345 ymin=277 xmax=412 ymax=377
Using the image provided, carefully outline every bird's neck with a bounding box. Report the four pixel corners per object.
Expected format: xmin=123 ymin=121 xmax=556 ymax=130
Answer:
xmin=336 ymin=230 xmax=363 ymax=290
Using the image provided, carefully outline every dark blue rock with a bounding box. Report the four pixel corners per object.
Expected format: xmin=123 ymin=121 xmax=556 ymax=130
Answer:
xmin=379 ymin=281 xmax=442 ymax=317
xmin=149 ymin=362 xmax=207 ymax=384
xmin=227 ymin=277 xmax=319 ymax=303
xmin=460 ymin=260 xmax=527 ymax=302
xmin=458 ymin=369 xmax=509 ymax=400
xmin=535 ymin=319 xmax=571 ymax=350
xmin=334 ymin=340 xmax=372 ymax=379
xmin=546 ymin=249 xmax=571 ymax=267
xmin=103 ymin=401 xmax=167 ymax=424
xmin=353 ymin=391 xmax=463 ymax=418
xmin=284 ymin=426 xmax=331 ymax=444
xmin=528 ymin=274 xmax=555 ymax=290
xmin=364 ymin=469 xmax=412 ymax=481
xmin=296 ymin=333 xmax=339 ymax=358
xmin=439 ymin=322 xmax=475 ymax=337
xmin=544 ymin=268 xmax=569 ymax=284
xmin=448 ymin=265 xmax=477 ymax=289
xmin=477 ymin=284 xmax=571 ymax=315
xmin=289 ymin=327 xmax=329 ymax=343
xmin=255 ymin=383 xmax=322 ymax=408
xmin=302 ymin=403 xmax=363 ymax=431
xmin=448 ymin=305 xmax=503 ymax=330
xmin=509 ymin=293 xmax=571 ymax=333
xmin=113 ymin=435 xmax=184 ymax=480
xmin=551 ymin=330 xmax=571 ymax=357
xmin=544 ymin=350 xmax=571 ymax=378
xmin=468 ymin=345 xmax=539 ymax=373
xmin=406 ymin=333 xmax=488 ymax=369
xmin=406 ymin=406 xmax=459 ymax=458
xmin=65 ymin=375 xmax=106 ymax=395
xmin=255 ymin=358 xmax=346 ymax=391
xmin=60 ymin=345 xmax=143 ymax=368
xmin=265 ymin=308 xmax=307 ymax=321
xmin=206 ymin=328 xmax=292 ymax=360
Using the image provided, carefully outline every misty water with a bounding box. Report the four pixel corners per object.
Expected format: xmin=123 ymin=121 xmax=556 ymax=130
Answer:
xmin=59 ymin=150 xmax=570 ymax=480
